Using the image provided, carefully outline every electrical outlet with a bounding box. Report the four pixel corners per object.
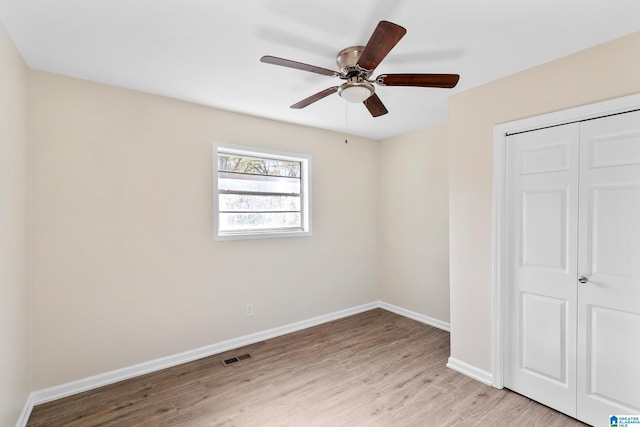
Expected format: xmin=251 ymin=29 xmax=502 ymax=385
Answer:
xmin=246 ymin=304 xmax=254 ymax=317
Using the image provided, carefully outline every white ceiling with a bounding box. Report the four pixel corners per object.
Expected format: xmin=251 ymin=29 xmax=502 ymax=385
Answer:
xmin=1 ymin=0 xmax=639 ymax=140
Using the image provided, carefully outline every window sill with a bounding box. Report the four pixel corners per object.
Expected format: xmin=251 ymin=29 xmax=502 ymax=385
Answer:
xmin=214 ymin=229 xmax=312 ymax=241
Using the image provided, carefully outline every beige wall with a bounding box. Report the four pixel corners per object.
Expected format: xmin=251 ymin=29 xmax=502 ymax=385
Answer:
xmin=28 ymin=71 xmax=381 ymax=389
xmin=448 ymin=31 xmax=640 ymax=372
xmin=379 ymin=126 xmax=450 ymax=322
xmin=0 ymin=23 xmax=31 ymax=426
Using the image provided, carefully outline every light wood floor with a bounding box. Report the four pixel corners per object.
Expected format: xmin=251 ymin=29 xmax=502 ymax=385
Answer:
xmin=27 ymin=309 xmax=587 ymax=426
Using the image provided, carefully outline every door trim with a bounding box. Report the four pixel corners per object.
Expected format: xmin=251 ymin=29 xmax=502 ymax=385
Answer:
xmin=491 ymin=93 xmax=640 ymax=389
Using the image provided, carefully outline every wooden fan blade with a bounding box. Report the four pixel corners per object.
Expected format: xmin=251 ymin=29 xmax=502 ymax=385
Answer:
xmin=363 ymin=93 xmax=388 ymax=117
xmin=260 ymin=55 xmax=339 ymax=77
xmin=290 ymin=87 xmax=339 ymax=109
xmin=377 ymin=73 xmax=460 ymax=88
xmin=356 ymin=21 xmax=407 ymax=71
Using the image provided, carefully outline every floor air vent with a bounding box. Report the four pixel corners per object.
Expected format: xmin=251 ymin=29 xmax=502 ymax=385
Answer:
xmin=221 ymin=353 xmax=252 ymax=366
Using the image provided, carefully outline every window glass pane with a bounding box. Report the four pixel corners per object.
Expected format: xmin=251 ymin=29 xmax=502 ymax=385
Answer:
xmin=219 ymin=154 xmax=300 ymax=178
xmin=219 ymin=194 xmax=301 ymax=212
xmin=218 ymin=172 xmax=300 ymax=194
xmin=219 ymin=212 xmax=301 ymax=231
xmin=215 ymin=144 xmax=310 ymax=239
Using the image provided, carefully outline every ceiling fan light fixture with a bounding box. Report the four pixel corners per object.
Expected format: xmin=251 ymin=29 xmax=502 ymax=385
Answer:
xmin=262 ymin=21 xmax=458 ymax=117
xmin=338 ymin=82 xmax=374 ymax=103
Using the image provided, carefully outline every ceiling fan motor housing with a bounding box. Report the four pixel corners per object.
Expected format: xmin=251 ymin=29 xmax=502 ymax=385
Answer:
xmin=336 ymin=46 xmax=375 ymax=102
xmin=336 ymin=46 xmax=367 ymax=74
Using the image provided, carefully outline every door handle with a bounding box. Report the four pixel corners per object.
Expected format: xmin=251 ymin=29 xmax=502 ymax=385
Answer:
xmin=578 ymin=276 xmax=589 ymax=284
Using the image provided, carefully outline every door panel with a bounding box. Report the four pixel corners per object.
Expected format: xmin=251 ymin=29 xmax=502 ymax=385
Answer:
xmin=587 ymin=306 xmax=640 ymax=408
xmin=505 ymin=123 xmax=579 ymax=416
xmin=588 ymin=127 xmax=640 ymax=169
xmin=577 ymin=111 xmax=640 ymax=425
xmin=522 ymin=190 xmax=568 ymax=270
xmin=521 ymin=293 xmax=568 ymax=384
xmin=590 ymin=185 xmax=640 ymax=278
xmin=521 ymin=141 xmax=571 ymax=175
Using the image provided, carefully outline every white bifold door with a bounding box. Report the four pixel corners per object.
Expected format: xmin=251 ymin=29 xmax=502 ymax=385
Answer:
xmin=504 ymin=110 xmax=640 ymax=426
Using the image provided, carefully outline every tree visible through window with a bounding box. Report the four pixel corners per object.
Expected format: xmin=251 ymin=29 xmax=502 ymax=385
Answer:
xmin=214 ymin=143 xmax=311 ymax=240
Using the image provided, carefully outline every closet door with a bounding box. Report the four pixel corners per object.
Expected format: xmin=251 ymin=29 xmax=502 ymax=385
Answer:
xmin=576 ymin=110 xmax=640 ymax=425
xmin=504 ymin=123 xmax=580 ymax=416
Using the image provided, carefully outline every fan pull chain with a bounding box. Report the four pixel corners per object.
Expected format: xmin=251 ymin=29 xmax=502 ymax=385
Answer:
xmin=344 ymin=102 xmax=348 ymax=144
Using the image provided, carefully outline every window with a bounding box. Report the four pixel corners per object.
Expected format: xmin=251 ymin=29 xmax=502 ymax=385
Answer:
xmin=213 ymin=142 xmax=311 ymax=240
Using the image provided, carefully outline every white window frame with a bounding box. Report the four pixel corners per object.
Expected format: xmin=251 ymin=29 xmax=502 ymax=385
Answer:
xmin=213 ymin=142 xmax=312 ymax=241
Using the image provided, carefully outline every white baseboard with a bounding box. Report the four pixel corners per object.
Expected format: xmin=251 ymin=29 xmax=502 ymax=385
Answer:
xmin=378 ymin=301 xmax=450 ymax=332
xmin=20 ymin=300 xmax=451 ymax=426
xmin=15 ymin=393 xmax=35 ymax=427
xmin=29 ymin=302 xmax=378 ymax=408
xmin=446 ymin=357 xmax=493 ymax=386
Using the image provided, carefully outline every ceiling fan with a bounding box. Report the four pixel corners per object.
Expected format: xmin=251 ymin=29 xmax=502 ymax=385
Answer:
xmin=260 ymin=20 xmax=460 ymax=117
